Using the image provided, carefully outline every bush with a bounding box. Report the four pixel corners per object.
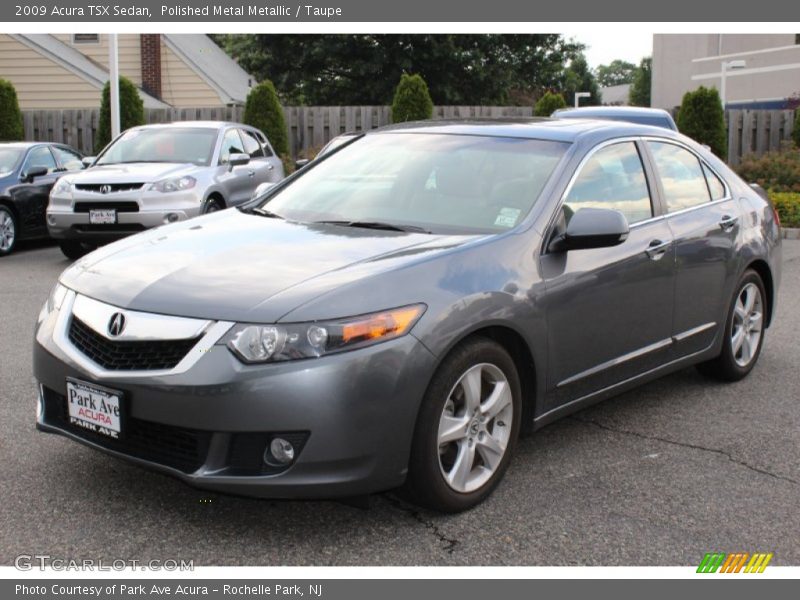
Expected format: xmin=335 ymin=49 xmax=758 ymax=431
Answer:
xmin=0 ymin=79 xmax=24 ymax=141
xmin=534 ymin=91 xmax=567 ymax=117
xmin=391 ymin=74 xmax=433 ymax=123
xmin=95 ymin=76 xmax=145 ymax=153
xmin=676 ymin=86 xmax=727 ymax=159
xmin=736 ymin=147 xmax=800 ymax=193
xmin=794 ymin=110 xmax=800 ymax=148
xmin=243 ymin=80 xmax=289 ymax=157
xmin=770 ymin=192 xmax=800 ymax=228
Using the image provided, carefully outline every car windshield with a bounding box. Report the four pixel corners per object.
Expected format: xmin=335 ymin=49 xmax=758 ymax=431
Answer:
xmin=260 ymin=133 xmax=568 ymax=234
xmin=96 ymin=127 xmax=218 ymax=166
xmin=0 ymin=148 xmax=24 ymax=175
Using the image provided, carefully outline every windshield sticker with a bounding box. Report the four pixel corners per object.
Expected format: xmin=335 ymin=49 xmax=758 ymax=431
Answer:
xmin=494 ymin=207 xmax=521 ymax=228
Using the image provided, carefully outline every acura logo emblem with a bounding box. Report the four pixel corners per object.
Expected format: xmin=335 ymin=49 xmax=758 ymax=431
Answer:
xmin=100 ymin=184 xmax=112 ymax=194
xmin=107 ymin=312 xmax=126 ymax=337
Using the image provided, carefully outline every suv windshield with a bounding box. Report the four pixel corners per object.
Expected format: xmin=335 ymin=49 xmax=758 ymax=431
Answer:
xmin=96 ymin=127 xmax=219 ymax=166
xmin=261 ymin=133 xmax=568 ymax=234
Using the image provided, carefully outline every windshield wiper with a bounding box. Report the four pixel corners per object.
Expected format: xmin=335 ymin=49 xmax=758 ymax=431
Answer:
xmin=245 ymin=206 xmax=284 ymax=219
xmin=315 ymin=220 xmax=431 ymax=234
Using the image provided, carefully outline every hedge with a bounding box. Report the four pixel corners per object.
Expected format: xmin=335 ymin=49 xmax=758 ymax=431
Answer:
xmin=676 ymin=86 xmax=727 ymax=159
xmin=390 ymin=74 xmax=433 ymax=123
xmin=736 ymin=147 xmax=800 ymax=193
xmin=771 ymin=192 xmax=800 ymax=228
xmin=95 ymin=76 xmax=145 ymax=153
xmin=243 ymin=80 xmax=289 ymax=157
xmin=0 ymin=78 xmax=24 ymax=141
xmin=535 ymin=91 xmax=567 ymax=117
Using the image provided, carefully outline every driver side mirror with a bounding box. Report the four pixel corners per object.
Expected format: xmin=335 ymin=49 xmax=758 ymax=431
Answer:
xmin=81 ymin=156 xmax=96 ymax=168
xmin=227 ymin=153 xmax=250 ymax=169
xmin=549 ymin=207 xmax=629 ymax=252
xmin=294 ymin=158 xmax=310 ymax=171
xmin=22 ymin=166 xmax=48 ymax=183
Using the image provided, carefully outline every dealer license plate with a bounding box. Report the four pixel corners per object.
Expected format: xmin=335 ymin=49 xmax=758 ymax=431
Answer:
xmin=89 ymin=209 xmax=117 ymax=225
xmin=65 ymin=378 xmax=123 ymax=439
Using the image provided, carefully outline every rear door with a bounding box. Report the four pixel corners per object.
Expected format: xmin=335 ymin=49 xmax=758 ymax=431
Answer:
xmin=217 ymin=128 xmax=254 ymax=206
xmin=11 ymin=145 xmax=60 ymax=235
xmin=644 ymin=140 xmax=740 ymax=357
xmin=540 ymin=139 xmax=676 ymax=408
xmin=239 ymin=128 xmax=279 ymax=188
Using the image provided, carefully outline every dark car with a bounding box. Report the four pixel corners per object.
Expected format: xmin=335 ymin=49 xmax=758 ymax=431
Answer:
xmin=34 ymin=119 xmax=780 ymax=512
xmin=0 ymin=142 xmax=84 ymax=256
xmin=553 ymin=106 xmax=679 ymax=131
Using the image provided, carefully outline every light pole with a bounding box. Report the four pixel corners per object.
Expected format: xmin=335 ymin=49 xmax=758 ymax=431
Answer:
xmin=720 ymin=59 xmax=746 ymax=109
xmin=108 ymin=33 xmax=120 ymax=139
xmin=574 ymin=92 xmax=591 ymax=108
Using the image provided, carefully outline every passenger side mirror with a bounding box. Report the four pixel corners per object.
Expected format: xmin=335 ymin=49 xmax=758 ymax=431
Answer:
xmin=81 ymin=156 xmax=96 ymax=168
xmin=22 ymin=166 xmax=48 ymax=182
xmin=294 ymin=158 xmax=310 ymax=171
xmin=228 ymin=153 xmax=250 ymax=169
xmin=549 ymin=207 xmax=629 ymax=252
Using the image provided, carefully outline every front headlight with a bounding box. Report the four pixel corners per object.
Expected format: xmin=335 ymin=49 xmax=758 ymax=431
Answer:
xmin=223 ymin=304 xmax=426 ymax=364
xmin=52 ymin=179 xmax=72 ymax=195
xmin=37 ymin=282 xmax=68 ymax=324
xmin=150 ymin=176 xmax=196 ymax=193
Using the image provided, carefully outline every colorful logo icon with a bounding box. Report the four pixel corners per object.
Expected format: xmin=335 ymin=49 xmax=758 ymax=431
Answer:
xmin=697 ymin=552 xmax=773 ymax=573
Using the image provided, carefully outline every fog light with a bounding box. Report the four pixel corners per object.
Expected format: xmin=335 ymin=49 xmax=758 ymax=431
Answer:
xmin=266 ymin=437 xmax=295 ymax=465
xmin=47 ymin=214 xmax=56 ymax=226
xmin=164 ymin=213 xmax=180 ymax=224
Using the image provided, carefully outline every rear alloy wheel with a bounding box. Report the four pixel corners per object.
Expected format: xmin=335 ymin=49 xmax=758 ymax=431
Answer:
xmin=403 ymin=337 xmax=521 ymax=512
xmin=0 ymin=206 xmax=17 ymax=256
xmin=59 ymin=240 xmax=93 ymax=261
xmin=697 ymin=270 xmax=766 ymax=381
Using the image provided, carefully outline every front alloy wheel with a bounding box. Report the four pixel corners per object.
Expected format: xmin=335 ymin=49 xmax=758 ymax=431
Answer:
xmin=403 ymin=337 xmax=522 ymax=512
xmin=0 ymin=206 xmax=16 ymax=256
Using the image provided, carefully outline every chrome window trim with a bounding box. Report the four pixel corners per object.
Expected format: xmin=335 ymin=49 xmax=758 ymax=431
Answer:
xmin=53 ymin=290 xmax=234 ymax=380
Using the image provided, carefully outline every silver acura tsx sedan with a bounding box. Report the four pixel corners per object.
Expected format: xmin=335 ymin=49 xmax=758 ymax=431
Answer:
xmin=34 ymin=118 xmax=781 ymax=512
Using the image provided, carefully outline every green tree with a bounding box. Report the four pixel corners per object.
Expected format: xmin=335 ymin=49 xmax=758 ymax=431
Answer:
xmin=595 ymin=60 xmax=637 ymax=87
xmin=243 ymin=80 xmax=289 ymax=156
xmin=629 ymin=57 xmax=652 ymax=107
xmin=794 ymin=109 xmax=800 ymax=148
xmin=95 ymin=76 xmax=145 ymax=153
xmin=534 ymin=91 xmax=567 ymax=116
xmin=0 ymin=78 xmax=24 ymax=141
xmin=562 ymin=53 xmax=601 ymax=107
xmin=212 ymin=34 xmax=584 ymax=105
xmin=390 ymin=74 xmax=434 ymax=123
xmin=676 ymin=86 xmax=727 ymax=159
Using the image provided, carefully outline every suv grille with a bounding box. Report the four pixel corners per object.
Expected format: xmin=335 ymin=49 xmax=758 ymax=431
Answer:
xmin=68 ymin=316 xmax=200 ymax=371
xmin=74 ymin=183 xmax=145 ymax=193
xmin=74 ymin=201 xmax=140 ymax=213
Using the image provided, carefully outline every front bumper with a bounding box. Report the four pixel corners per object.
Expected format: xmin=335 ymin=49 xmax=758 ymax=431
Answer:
xmin=33 ymin=295 xmax=436 ymax=499
xmin=47 ymin=189 xmax=204 ymax=241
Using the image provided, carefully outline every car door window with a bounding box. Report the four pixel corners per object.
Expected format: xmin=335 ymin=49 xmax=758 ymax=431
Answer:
xmin=24 ymin=146 xmax=57 ymax=175
xmin=253 ymin=131 xmax=274 ymax=157
xmin=240 ymin=129 xmax=265 ymax=159
xmin=564 ymin=141 xmax=653 ymax=225
xmin=648 ymin=142 xmax=711 ymax=212
xmin=219 ymin=129 xmax=245 ymax=164
xmin=702 ymin=163 xmax=727 ymax=200
xmin=52 ymin=146 xmax=83 ymax=171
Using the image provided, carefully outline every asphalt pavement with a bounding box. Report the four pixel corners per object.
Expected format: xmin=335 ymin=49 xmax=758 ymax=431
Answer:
xmin=1 ymin=238 xmax=798 ymax=566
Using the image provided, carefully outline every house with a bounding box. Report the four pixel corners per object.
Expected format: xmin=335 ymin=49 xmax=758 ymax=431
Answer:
xmin=599 ymin=83 xmax=631 ymax=106
xmin=0 ymin=34 xmax=254 ymax=110
xmin=652 ymin=34 xmax=800 ymax=110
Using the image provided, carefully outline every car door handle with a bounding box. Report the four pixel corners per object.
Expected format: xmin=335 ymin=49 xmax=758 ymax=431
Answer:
xmin=645 ymin=239 xmax=671 ymax=260
xmin=719 ymin=215 xmax=739 ymax=231
xmin=247 ymin=169 xmax=255 ymax=177
xmin=266 ymin=164 xmax=274 ymax=171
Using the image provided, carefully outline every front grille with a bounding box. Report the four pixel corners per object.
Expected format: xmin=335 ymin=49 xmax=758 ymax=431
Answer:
xmin=74 ymin=201 xmax=140 ymax=213
xmin=74 ymin=183 xmax=145 ymax=193
xmin=68 ymin=316 xmax=200 ymax=371
xmin=42 ymin=387 xmax=209 ymax=473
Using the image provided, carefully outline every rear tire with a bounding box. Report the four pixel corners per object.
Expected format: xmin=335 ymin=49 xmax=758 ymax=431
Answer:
xmin=402 ymin=337 xmax=522 ymax=512
xmin=0 ymin=205 xmax=17 ymax=256
xmin=59 ymin=240 xmax=92 ymax=260
xmin=697 ymin=269 xmax=766 ymax=382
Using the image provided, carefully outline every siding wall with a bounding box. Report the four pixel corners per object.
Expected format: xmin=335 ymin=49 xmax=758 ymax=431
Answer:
xmin=0 ymin=34 xmax=101 ymax=109
xmin=51 ymin=34 xmax=143 ymax=85
xmin=159 ymin=41 xmax=221 ymax=107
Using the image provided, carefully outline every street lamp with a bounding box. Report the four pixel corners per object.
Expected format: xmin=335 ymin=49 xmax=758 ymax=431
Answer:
xmin=574 ymin=92 xmax=591 ymax=108
xmin=720 ymin=59 xmax=746 ymax=109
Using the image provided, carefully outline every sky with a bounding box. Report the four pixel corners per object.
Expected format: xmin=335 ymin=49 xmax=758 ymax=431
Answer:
xmin=563 ymin=31 xmax=654 ymax=69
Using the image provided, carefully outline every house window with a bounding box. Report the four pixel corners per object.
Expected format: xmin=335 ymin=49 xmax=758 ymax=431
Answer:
xmin=72 ymin=34 xmax=100 ymax=44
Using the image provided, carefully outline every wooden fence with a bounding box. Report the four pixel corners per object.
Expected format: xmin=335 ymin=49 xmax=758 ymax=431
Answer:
xmin=21 ymin=105 xmax=534 ymax=158
xmin=726 ymin=109 xmax=796 ymax=165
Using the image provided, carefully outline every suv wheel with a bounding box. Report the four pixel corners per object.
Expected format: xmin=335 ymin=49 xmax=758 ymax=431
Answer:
xmin=59 ymin=240 xmax=93 ymax=260
xmin=203 ymin=197 xmax=224 ymax=214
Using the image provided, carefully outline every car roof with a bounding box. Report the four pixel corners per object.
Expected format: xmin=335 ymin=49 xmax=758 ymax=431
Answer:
xmin=553 ymin=106 xmax=673 ymax=118
xmin=0 ymin=141 xmax=51 ymax=149
xmin=132 ymin=121 xmax=246 ymax=130
xmin=372 ymin=117 xmax=681 ymax=144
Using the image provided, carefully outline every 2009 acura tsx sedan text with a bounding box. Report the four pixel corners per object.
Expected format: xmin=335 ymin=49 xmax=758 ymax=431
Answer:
xmin=34 ymin=118 xmax=781 ymax=512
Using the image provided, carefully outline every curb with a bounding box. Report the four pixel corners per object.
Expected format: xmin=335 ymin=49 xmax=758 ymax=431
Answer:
xmin=782 ymin=228 xmax=800 ymax=240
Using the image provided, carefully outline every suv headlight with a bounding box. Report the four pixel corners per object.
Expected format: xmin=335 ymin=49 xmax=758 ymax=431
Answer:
xmin=222 ymin=304 xmax=426 ymax=364
xmin=52 ymin=179 xmax=72 ymax=195
xmin=150 ymin=176 xmax=196 ymax=193
xmin=37 ymin=282 xmax=68 ymax=324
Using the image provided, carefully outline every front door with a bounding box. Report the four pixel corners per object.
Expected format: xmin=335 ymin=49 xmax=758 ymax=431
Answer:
xmin=540 ymin=140 xmax=676 ymax=409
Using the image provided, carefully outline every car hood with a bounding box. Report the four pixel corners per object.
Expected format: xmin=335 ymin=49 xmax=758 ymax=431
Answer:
xmin=60 ymin=210 xmax=482 ymax=322
xmin=69 ymin=162 xmax=199 ymax=184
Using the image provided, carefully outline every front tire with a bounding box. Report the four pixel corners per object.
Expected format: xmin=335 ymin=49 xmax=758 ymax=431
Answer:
xmin=203 ymin=196 xmax=224 ymax=214
xmin=59 ymin=240 xmax=92 ymax=260
xmin=0 ymin=205 xmax=17 ymax=256
xmin=697 ymin=269 xmax=766 ymax=381
xmin=403 ymin=337 xmax=522 ymax=512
